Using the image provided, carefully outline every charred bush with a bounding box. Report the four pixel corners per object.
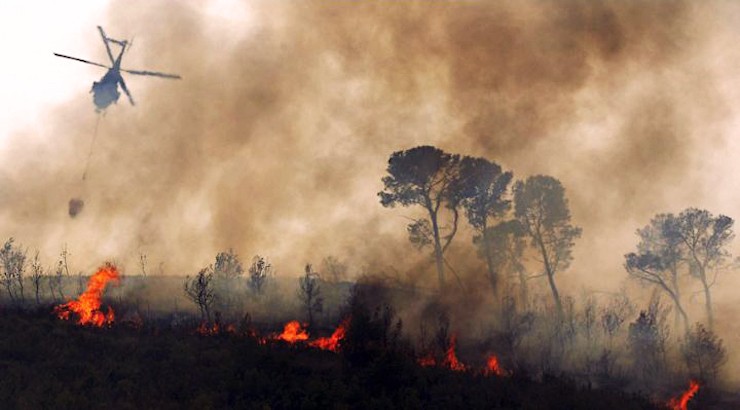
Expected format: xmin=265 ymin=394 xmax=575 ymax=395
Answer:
xmin=341 ymin=281 xmax=405 ymax=368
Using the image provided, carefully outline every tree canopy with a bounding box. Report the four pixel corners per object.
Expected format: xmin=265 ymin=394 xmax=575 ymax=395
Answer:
xmin=514 ymin=175 xmax=581 ymax=316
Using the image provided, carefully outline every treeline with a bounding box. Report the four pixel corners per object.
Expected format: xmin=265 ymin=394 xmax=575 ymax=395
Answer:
xmin=378 ymin=145 xmax=581 ymax=316
xmin=375 ymin=145 xmax=732 ymax=394
xmin=0 ymin=241 xmax=82 ymax=306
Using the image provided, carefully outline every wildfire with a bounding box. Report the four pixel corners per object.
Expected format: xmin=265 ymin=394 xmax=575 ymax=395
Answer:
xmin=53 ymin=263 xmax=119 ymax=327
xmin=484 ymin=354 xmax=506 ymax=377
xmin=667 ymin=380 xmax=700 ymax=410
xmin=276 ymin=320 xmax=310 ymax=343
xmin=443 ymin=334 xmax=466 ymax=371
xmin=309 ymin=318 xmax=349 ymax=352
xmin=416 ymin=335 xmax=467 ymax=371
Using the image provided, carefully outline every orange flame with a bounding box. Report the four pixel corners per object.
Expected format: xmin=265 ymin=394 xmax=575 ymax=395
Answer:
xmin=54 ymin=263 xmax=119 ymax=327
xmin=443 ymin=334 xmax=466 ymax=371
xmin=276 ymin=320 xmax=309 ymax=343
xmin=484 ymin=354 xmax=506 ymax=376
xmin=667 ymin=380 xmax=700 ymax=410
xmin=309 ymin=318 xmax=349 ymax=352
xmin=416 ymin=335 xmax=466 ymax=371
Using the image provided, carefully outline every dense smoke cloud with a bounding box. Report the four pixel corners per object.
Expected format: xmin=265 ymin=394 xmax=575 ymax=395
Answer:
xmin=1 ymin=0 xmax=739 ymax=327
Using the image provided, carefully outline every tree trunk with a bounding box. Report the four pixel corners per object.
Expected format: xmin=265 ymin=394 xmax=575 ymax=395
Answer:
xmin=17 ymin=278 xmax=24 ymax=303
xmin=429 ymin=212 xmax=446 ymax=289
xmin=535 ymin=236 xmax=562 ymax=317
xmin=670 ymin=269 xmax=683 ymax=333
xmin=47 ymin=278 xmax=55 ymax=302
xmin=545 ymin=271 xmax=563 ymax=318
xmin=58 ymin=277 xmax=65 ymax=300
xmin=308 ymin=301 xmax=314 ymax=327
xmin=482 ymin=229 xmax=498 ymax=296
xmin=702 ymin=278 xmax=713 ymax=330
xmin=669 ymin=293 xmax=690 ymax=336
xmin=517 ymin=267 xmax=529 ymax=310
xmin=5 ymin=283 xmax=15 ymax=303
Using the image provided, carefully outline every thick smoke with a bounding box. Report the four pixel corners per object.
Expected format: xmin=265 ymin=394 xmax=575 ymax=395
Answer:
xmin=2 ymin=0 xmax=740 ymax=371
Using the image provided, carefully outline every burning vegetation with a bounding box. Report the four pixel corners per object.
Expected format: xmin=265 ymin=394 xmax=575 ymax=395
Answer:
xmin=666 ymin=380 xmax=700 ymax=410
xmin=0 ymin=234 xmax=728 ymax=408
xmin=274 ymin=320 xmax=309 ymax=343
xmin=484 ymin=354 xmax=506 ymax=377
xmin=308 ymin=318 xmax=349 ymax=352
xmin=418 ymin=334 xmax=468 ymax=372
xmin=53 ymin=263 xmax=119 ymax=327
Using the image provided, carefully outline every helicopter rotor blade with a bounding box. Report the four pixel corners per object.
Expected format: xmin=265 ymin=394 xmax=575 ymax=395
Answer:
xmin=122 ymin=69 xmax=181 ymax=80
xmin=118 ymin=77 xmax=135 ymax=106
xmin=97 ymin=26 xmax=116 ymax=64
xmin=53 ymin=53 xmax=109 ymax=69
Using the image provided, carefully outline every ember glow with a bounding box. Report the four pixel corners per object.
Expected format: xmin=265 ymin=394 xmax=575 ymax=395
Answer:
xmin=196 ymin=321 xmax=220 ymax=336
xmin=276 ymin=320 xmax=309 ymax=343
xmin=417 ymin=354 xmax=436 ymax=367
xmin=53 ymin=263 xmax=119 ymax=327
xmin=667 ymin=380 xmax=700 ymax=410
xmin=196 ymin=322 xmax=237 ymax=336
xmin=484 ymin=354 xmax=506 ymax=377
xmin=309 ymin=318 xmax=349 ymax=352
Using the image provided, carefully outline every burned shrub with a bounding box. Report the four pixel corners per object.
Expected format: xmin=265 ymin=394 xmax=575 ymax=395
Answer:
xmin=341 ymin=282 xmax=404 ymax=367
xmin=681 ymin=323 xmax=727 ymax=384
xmin=247 ymin=255 xmax=272 ymax=296
xmin=298 ymin=264 xmax=323 ymax=328
xmin=184 ymin=267 xmax=216 ymax=322
xmin=627 ymin=299 xmax=670 ymax=383
xmin=212 ymin=249 xmax=244 ymax=316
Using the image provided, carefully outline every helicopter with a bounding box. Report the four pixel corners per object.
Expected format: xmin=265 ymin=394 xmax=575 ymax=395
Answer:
xmin=54 ymin=26 xmax=181 ymax=112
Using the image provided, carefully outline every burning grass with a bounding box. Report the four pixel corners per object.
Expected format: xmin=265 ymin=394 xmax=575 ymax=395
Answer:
xmin=274 ymin=320 xmax=309 ymax=343
xmin=53 ymin=263 xmax=119 ymax=327
xmin=187 ymin=316 xmax=515 ymax=378
xmin=308 ymin=318 xmax=349 ymax=352
xmin=0 ymin=310 xmax=663 ymax=409
xmin=484 ymin=354 xmax=507 ymax=377
xmin=195 ymin=318 xmax=351 ymax=354
xmin=666 ymin=380 xmax=700 ymax=410
xmin=0 ymin=256 xmax=712 ymax=409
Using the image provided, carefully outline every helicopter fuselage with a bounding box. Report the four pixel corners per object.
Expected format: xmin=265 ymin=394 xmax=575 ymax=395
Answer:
xmin=90 ymin=46 xmax=125 ymax=112
xmin=90 ymin=69 xmax=122 ymax=111
xmin=54 ymin=26 xmax=181 ymax=112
